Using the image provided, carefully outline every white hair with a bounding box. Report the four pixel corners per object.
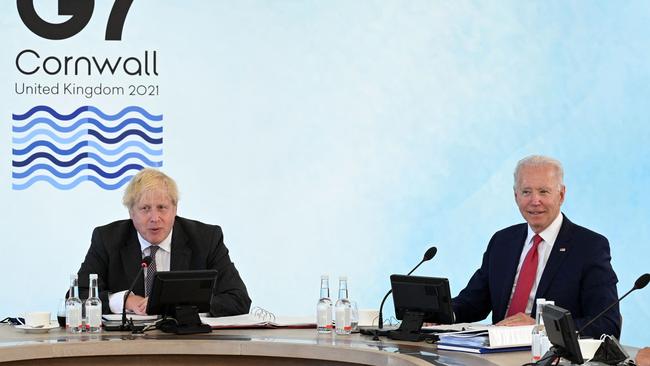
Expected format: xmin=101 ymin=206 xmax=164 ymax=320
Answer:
xmin=513 ymin=155 xmax=564 ymax=188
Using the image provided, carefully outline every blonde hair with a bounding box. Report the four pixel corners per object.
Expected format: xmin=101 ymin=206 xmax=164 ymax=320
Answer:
xmin=122 ymin=168 xmax=179 ymax=209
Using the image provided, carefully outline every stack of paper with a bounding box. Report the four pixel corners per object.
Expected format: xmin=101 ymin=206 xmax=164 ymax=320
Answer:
xmin=102 ymin=314 xmax=159 ymax=327
xmin=437 ymin=325 xmax=534 ymax=354
xmin=103 ymin=314 xmax=159 ymax=322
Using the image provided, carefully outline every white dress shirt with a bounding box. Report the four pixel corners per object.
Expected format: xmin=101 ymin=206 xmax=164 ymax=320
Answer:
xmin=108 ymin=230 xmax=173 ymax=314
xmin=505 ymin=213 xmax=563 ymax=316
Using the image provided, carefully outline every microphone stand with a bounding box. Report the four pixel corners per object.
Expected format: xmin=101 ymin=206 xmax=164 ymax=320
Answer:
xmin=118 ymin=257 xmax=151 ymax=331
xmin=365 ymin=246 xmax=437 ymax=340
xmin=578 ymin=273 xmax=650 ymax=335
xmin=378 ymin=259 xmax=426 ymax=329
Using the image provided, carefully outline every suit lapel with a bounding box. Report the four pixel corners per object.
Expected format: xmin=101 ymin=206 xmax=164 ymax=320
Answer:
xmin=121 ymin=226 xmax=145 ymax=295
xmin=497 ymin=225 xmax=528 ymax=320
xmin=170 ymin=220 xmax=191 ymax=270
xmin=534 ymin=214 xmax=573 ymax=302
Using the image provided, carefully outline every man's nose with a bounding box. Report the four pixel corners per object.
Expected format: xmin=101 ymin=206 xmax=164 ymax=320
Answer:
xmin=530 ymin=193 xmax=542 ymax=204
xmin=149 ymin=211 xmax=161 ymax=222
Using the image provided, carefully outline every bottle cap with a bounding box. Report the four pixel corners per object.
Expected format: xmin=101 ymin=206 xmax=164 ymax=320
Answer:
xmin=536 ymin=298 xmax=546 ymax=305
xmin=89 ymin=274 xmax=98 ymax=280
xmin=339 ymin=275 xmax=347 ymax=281
xmin=70 ymin=274 xmax=78 ymax=280
xmin=321 ymin=274 xmax=329 ymax=280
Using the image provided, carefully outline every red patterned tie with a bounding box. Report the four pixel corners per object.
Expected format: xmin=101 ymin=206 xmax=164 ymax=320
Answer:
xmin=506 ymin=234 xmax=543 ymax=317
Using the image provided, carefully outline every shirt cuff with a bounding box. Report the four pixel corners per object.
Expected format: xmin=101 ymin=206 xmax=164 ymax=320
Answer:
xmin=109 ymin=290 xmax=128 ymax=314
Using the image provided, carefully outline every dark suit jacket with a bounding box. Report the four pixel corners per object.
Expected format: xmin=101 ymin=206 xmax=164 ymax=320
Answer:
xmin=76 ymin=216 xmax=251 ymax=316
xmin=452 ymin=214 xmax=621 ymax=339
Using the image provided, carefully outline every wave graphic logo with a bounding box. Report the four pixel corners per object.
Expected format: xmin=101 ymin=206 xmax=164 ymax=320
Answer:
xmin=12 ymin=105 xmax=163 ymax=190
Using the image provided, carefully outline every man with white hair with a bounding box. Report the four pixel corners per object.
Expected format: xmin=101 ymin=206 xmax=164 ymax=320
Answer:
xmin=451 ymin=155 xmax=621 ymax=338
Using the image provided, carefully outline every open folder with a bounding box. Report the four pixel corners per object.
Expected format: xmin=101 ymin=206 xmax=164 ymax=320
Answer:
xmin=102 ymin=307 xmax=316 ymax=330
xmin=199 ymin=313 xmax=316 ymax=329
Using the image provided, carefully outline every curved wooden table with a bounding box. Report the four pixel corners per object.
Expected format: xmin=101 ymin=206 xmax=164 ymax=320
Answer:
xmin=0 ymin=325 xmax=532 ymax=366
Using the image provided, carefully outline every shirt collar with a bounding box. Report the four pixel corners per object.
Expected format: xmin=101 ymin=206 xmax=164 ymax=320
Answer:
xmin=527 ymin=212 xmax=563 ymax=246
xmin=137 ymin=229 xmax=173 ymax=253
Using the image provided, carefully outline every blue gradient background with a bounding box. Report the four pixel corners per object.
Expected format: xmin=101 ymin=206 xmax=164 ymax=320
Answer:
xmin=1 ymin=1 xmax=649 ymax=346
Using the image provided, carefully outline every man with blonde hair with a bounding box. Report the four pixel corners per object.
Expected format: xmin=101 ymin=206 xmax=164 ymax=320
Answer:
xmin=451 ymin=155 xmax=621 ymax=338
xmin=77 ymin=168 xmax=251 ymax=316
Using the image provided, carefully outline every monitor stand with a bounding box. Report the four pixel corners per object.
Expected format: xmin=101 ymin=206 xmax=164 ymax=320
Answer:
xmin=537 ymin=349 xmax=559 ymax=366
xmin=387 ymin=311 xmax=435 ymax=342
xmin=157 ymin=305 xmax=212 ymax=335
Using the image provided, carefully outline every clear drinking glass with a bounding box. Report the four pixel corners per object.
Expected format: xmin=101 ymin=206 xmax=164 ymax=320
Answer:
xmin=57 ymin=298 xmax=66 ymax=327
xmin=350 ymin=301 xmax=359 ymax=332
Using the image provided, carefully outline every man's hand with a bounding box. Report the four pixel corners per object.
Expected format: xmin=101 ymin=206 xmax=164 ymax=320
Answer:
xmin=125 ymin=294 xmax=149 ymax=315
xmin=636 ymin=347 xmax=650 ymax=366
xmin=496 ymin=312 xmax=535 ymax=326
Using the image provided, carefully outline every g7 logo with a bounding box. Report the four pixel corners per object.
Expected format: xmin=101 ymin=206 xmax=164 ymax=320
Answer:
xmin=17 ymin=0 xmax=133 ymax=40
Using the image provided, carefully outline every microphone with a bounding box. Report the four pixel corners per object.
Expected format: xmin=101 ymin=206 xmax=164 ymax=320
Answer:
xmin=578 ymin=273 xmax=650 ymax=335
xmin=377 ymin=246 xmax=437 ymax=329
xmin=120 ymin=256 xmax=153 ymax=330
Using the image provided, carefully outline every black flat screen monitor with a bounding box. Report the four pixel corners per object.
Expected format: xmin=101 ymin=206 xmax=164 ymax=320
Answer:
xmin=542 ymin=304 xmax=584 ymax=365
xmin=390 ymin=275 xmax=454 ymax=324
xmin=146 ymin=270 xmax=218 ymax=316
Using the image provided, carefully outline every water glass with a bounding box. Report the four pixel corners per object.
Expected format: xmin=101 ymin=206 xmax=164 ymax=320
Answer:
xmin=350 ymin=301 xmax=359 ymax=332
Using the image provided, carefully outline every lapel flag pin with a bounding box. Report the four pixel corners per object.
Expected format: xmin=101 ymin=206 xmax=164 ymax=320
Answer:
xmin=559 ymin=248 xmax=566 ymax=252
